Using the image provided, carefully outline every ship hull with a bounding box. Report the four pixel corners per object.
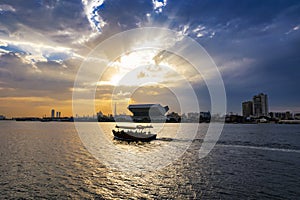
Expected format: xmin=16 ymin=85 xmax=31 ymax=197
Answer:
xmin=112 ymin=130 xmax=156 ymax=142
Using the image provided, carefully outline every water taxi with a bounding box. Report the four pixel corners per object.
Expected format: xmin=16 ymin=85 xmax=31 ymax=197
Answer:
xmin=112 ymin=125 xmax=156 ymax=142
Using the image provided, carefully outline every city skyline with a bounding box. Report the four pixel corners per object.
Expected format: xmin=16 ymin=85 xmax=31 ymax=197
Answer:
xmin=1 ymin=1 xmax=300 ymax=117
xmin=2 ymin=91 xmax=300 ymax=119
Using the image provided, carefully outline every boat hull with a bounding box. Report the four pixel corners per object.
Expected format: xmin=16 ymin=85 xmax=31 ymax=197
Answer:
xmin=112 ymin=130 xmax=156 ymax=142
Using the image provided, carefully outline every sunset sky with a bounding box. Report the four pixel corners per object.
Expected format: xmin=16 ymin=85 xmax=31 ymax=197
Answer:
xmin=0 ymin=0 xmax=300 ymax=118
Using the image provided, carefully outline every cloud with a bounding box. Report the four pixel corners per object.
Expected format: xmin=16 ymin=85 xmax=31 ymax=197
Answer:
xmin=286 ymin=24 xmax=300 ymax=34
xmin=0 ymin=4 xmax=16 ymax=13
xmin=152 ymin=0 xmax=167 ymax=13
xmin=82 ymin=0 xmax=106 ymax=32
xmin=0 ymin=39 xmax=82 ymax=66
xmin=0 ymin=1 xmax=95 ymax=46
xmin=0 ymin=52 xmax=82 ymax=101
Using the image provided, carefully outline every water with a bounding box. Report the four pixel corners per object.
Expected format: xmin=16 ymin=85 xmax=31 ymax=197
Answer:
xmin=0 ymin=121 xmax=299 ymax=199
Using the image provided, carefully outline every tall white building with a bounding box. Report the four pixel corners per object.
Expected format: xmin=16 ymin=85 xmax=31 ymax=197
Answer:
xmin=253 ymin=93 xmax=268 ymax=117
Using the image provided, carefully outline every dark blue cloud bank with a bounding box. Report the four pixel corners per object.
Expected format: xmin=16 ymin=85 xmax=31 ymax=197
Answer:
xmin=0 ymin=0 xmax=300 ymax=113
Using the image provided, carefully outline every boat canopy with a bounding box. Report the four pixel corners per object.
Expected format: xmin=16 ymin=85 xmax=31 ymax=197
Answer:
xmin=115 ymin=125 xmax=153 ymax=129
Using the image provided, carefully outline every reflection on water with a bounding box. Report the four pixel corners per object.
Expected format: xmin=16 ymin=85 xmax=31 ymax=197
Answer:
xmin=76 ymin=122 xmax=200 ymax=172
xmin=0 ymin=121 xmax=299 ymax=199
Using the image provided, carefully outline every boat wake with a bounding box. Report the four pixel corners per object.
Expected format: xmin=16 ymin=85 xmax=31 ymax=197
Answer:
xmin=156 ymin=137 xmax=195 ymax=142
xmin=217 ymin=144 xmax=300 ymax=153
xmin=156 ymin=138 xmax=300 ymax=153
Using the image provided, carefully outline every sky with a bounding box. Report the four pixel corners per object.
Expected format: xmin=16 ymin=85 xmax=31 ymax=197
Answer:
xmin=0 ymin=0 xmax=300 ymax=117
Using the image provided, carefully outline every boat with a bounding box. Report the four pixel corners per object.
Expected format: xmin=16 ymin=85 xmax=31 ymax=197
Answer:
xmin=112 ymin=125 xmax=157 ymax=142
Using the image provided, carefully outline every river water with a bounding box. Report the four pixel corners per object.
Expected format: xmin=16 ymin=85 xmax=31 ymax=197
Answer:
xmin=0 ymin=121 xmax=299 ymax=199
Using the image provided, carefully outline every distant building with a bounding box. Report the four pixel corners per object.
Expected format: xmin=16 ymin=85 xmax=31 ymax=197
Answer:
xmin=225 ymin=114 xmax=244 ymax=123
xmin=270 ymin=112 xmax=286 ymax=120
xmin=269 ymin=111 xmax=293 ymax=120
xmin=128 ymin=104 xmax=169 ymax=122
xmin=55 ymin=111 xmax=61 ymax=118
xmin=181 ymin=112 xmax=211 ymax=122
xmin=242 ymin=101 xmax=253 ymax=117
xmin=200 ymin=111 xmax=211 ymax=123
xmin=187 ymin=112 xmax=200 ymax=122
xmin=181 ymin=113 xmax=188 ymax=121
xmin=51 ymin=109 xmax=55 ymax=118
xmin=97 ymin=111 xmax=103 ymax=118
xmin=97 ymin=111 xmax=114 ymax=122
xmin=294 ymin=113 xmax=300 ymax=120
xmin=114 ymin=114 xmax=132 ymax=122
xmin=166 ymin=112 xmax=181 ymax=123
xmin=253 ymin=93 xmax=268 ymax=117
xmin=285 ymin=111 xmax=293 ymax=120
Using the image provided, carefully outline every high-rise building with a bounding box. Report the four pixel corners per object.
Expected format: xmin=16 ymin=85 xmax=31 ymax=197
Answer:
xmin=242 ymin=101 xmax=253 ymax=117
xmin=55 ymin=111 xmax=61 ymax=118
xmin=253 ymin=93 xmax=268 ymax=117
xmin=51 ymin=109 xmax=55 ymax=118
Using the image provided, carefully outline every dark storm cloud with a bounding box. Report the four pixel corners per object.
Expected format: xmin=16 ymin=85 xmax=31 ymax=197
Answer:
xmin=162 ymin=0 xmax=299 ymax=31
xmin=0 ymin=0 xmax=86 ymax=30
xmin=0 ymin=0 xmax=90 ymax=44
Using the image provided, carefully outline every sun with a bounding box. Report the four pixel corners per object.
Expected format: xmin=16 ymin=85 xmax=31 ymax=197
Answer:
xmin=110 ymin=74 xmax=124 ymax=86
xmin=106 ymin=50 xmax=158 ymax=86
